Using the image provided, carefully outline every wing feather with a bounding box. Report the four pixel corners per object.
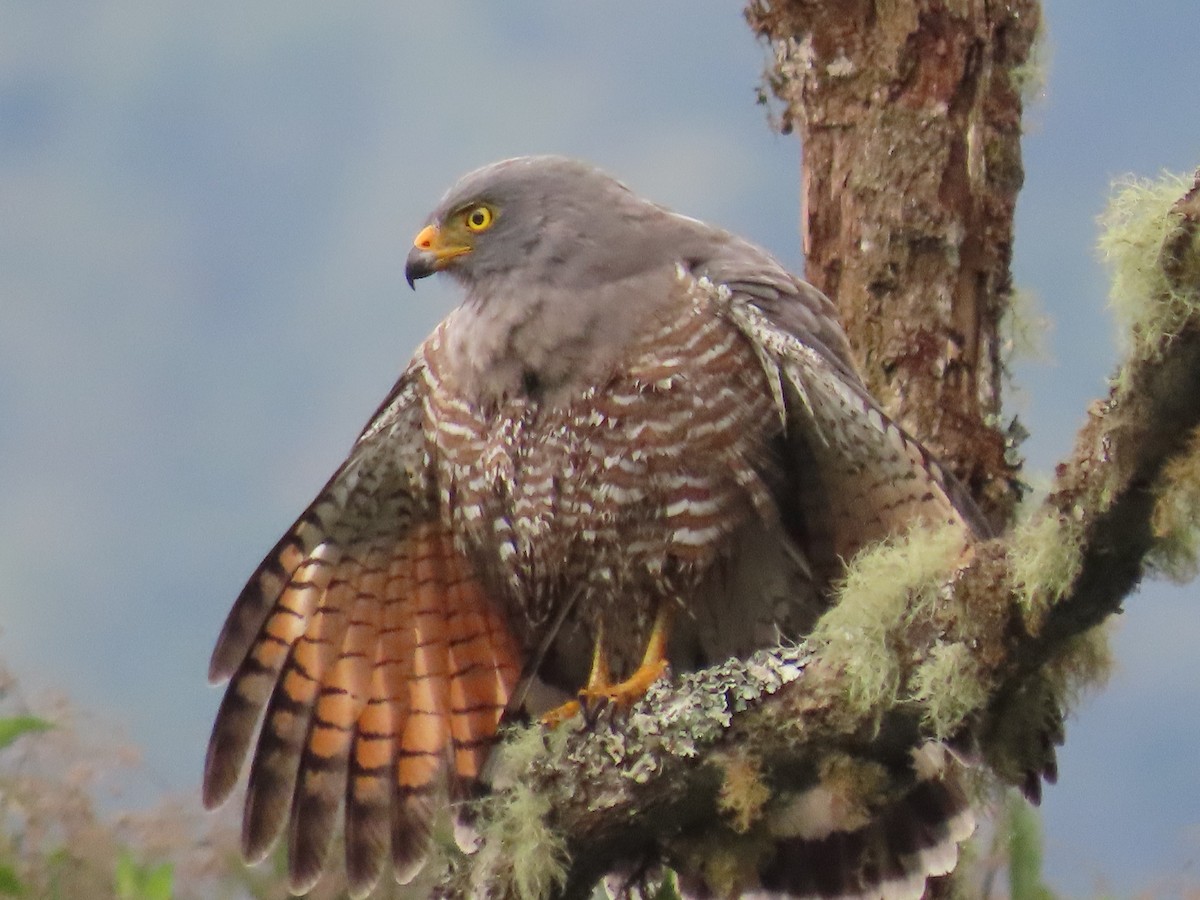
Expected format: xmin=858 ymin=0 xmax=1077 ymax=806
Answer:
xmin=203 ymin=369 xmax=523 ymax=893
xmin=725 ymin=294 xmax=989 ymax=559
xmin=344 ymin=538 xmax=417 ymax=895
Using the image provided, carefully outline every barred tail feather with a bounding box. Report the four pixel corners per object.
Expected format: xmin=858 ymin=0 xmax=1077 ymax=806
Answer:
xmin=344 ymin=544 xmax=419 ymax=896
xmin=760 ymin=748 xmax=973 ymax=900
xmin=751 ymin=778 xmax=974 ymax=899
xmin=243 ymin=549 xmax=360 ymax=863
xmin=208 ymin=499 xmax=346 ymax=683
xmin=444 ymin=545 xmax=522 ymax=798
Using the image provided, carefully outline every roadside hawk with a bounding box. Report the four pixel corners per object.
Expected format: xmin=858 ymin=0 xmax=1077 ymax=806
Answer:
xmin=204 ymin=156 xmax=987 ymax=898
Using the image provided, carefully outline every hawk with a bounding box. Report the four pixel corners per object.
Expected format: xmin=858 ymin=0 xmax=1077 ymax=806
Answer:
xmin=205 ymin=156 xmax=986 ymax=898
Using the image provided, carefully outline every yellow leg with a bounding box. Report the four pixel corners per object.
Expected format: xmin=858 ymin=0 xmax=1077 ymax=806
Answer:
xmin=578 ymin=604 xmax=674 ymax=716
xmin=584 ymin=620 xmax=612 ymax=693
xmin=540 ymin=697 xmax=583 ymax=728
xmin=541 ymin=606 xmax=675 ymax=727
xmin=541 ymin=621 xmax=612 ymax=727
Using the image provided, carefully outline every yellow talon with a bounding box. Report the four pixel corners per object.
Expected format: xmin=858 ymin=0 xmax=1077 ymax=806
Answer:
xmin=540 ymin=698 xmax=582 ymax=728
xmin=541 ymin=606 xmax=674 ymax=726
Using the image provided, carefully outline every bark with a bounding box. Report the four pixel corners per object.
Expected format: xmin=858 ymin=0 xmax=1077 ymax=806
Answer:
xmin=746 ymin=0 xmax=1038 ymax=529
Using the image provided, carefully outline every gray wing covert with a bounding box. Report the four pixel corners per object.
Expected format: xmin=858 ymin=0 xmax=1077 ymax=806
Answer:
xmin=692 ymin=237 xmax=861 ymax=386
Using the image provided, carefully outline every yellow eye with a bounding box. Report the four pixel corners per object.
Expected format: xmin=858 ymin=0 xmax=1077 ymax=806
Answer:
xmin=464 ymin=205 xmax=493 ymax=232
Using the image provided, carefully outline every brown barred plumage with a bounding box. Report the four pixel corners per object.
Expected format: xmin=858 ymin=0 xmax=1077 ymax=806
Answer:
xmin=205 ymin=156 xmax=988 ymax=898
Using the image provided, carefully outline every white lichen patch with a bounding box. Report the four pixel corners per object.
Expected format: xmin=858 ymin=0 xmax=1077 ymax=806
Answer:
xmin=825 ymin=51 xmax=855 ymax=78
xmin=470 ymin=646 xmax=809 ymax=897
xmin=1099 ymin=171 xmax=1200 ymax=365
xmin=808 ymin=523 xmax=968 ymax=717
xmin=626 ymin=645 xmax=809 ymax=762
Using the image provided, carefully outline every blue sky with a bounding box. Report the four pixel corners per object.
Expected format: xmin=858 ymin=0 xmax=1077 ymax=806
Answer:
xmin=1 ymin=2 xmax=1197 ymax=895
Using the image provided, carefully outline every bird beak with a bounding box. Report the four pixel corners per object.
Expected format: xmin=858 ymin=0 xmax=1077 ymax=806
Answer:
xmin=404 ymin=224 xmax=471 ymax=288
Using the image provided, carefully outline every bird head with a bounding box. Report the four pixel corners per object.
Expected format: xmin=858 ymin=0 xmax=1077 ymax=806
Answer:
xmin=404 ymin=198 xmax=499 ymax=287
xmin=404 ymin=155 xmax=682 ymax=291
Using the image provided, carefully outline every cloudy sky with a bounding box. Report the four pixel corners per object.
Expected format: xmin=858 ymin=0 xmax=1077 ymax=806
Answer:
xmin=1 ymin=2 xmax=1198 ymax=895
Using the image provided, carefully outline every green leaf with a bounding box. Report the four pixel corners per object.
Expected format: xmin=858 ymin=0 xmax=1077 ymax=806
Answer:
xmin=1006 ymin=792 xmax=1057 ymax=900
xmin=651 ymin=870 xmax=683 ymax=900
xmin=0 ymin=864 xmax=24 ymax=896
xmin=0 ymin=716 xmax=52 ymax=750
xmin=114 ymin=852 xmax=138 ymax=897
xmin=114 ymin=851 xmax=173 ymax=900
xmin=140 ymin=863 xmax=173 ymax=900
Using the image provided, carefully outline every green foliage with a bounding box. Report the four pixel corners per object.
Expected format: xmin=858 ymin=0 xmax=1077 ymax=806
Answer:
xmin=1004 ymin=793 xmax=1057 ymax=900
xmin=0 ymin=864 xmax=23 ymax=896
xmin=648 ymin=870 xmax=683 ymax=900
xmin=0 ymin=713 xmax=52 ymax=898
xmin=0 ymin=667 xmax=307 ymax=900
xmin=0 ymin=716 xmax=51 ymax=750
xmin=114 ymin=851 xmax=173 ymax=900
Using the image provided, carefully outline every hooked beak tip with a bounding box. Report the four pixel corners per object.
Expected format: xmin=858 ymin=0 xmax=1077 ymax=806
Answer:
xmin=404 ymin=248 xmax=437 ymax=289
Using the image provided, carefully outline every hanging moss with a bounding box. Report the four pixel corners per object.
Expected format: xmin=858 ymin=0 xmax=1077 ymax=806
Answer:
xmin=715 ymin=751 xmax=771 ymax=834
xmin=1099 ymin=172 xmax=1200 ymax=366
xmin=1148 ymin=425 xmax=1200 ymax=583
xmin=909 ymin=641 xmax=987 ymax=739
xmin=809 ymin=522 xmax=969 ymax=717
xmin=1006 ymin=509 xmax=1085 ymax=630
xmin=471 ymin=727 xmax=569 ymax=900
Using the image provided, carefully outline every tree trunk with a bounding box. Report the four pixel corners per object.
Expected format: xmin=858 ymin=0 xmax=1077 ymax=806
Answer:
xmin=746 ymin=0 xmax=1039 ymax=528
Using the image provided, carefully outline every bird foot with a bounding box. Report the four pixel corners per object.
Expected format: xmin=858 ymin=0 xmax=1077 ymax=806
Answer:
xmin=540 ymin=657 xmax=670 ymax=728
xmin=540 ymin=605 xmax=674 ymax=728
xmin=577 ymin=657 xmax=669 ymax=720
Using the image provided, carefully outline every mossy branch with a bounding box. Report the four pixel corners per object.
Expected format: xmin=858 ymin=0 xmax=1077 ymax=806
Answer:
xmin=1021 ymin=169 xmax=1200 ymax=654
xmin=426 ymin=169 xmax=1200 ymax=900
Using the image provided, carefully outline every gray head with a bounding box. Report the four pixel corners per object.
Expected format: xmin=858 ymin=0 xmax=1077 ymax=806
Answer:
xmin=404 ymin=155 xmax=717 ymax=291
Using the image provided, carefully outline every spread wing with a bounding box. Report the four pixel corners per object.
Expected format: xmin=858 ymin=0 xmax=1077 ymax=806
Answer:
xmin=203 ymin=367 xmax=521 ymax=897
xmin=693 ymin=244 xmax=989 ymax=561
